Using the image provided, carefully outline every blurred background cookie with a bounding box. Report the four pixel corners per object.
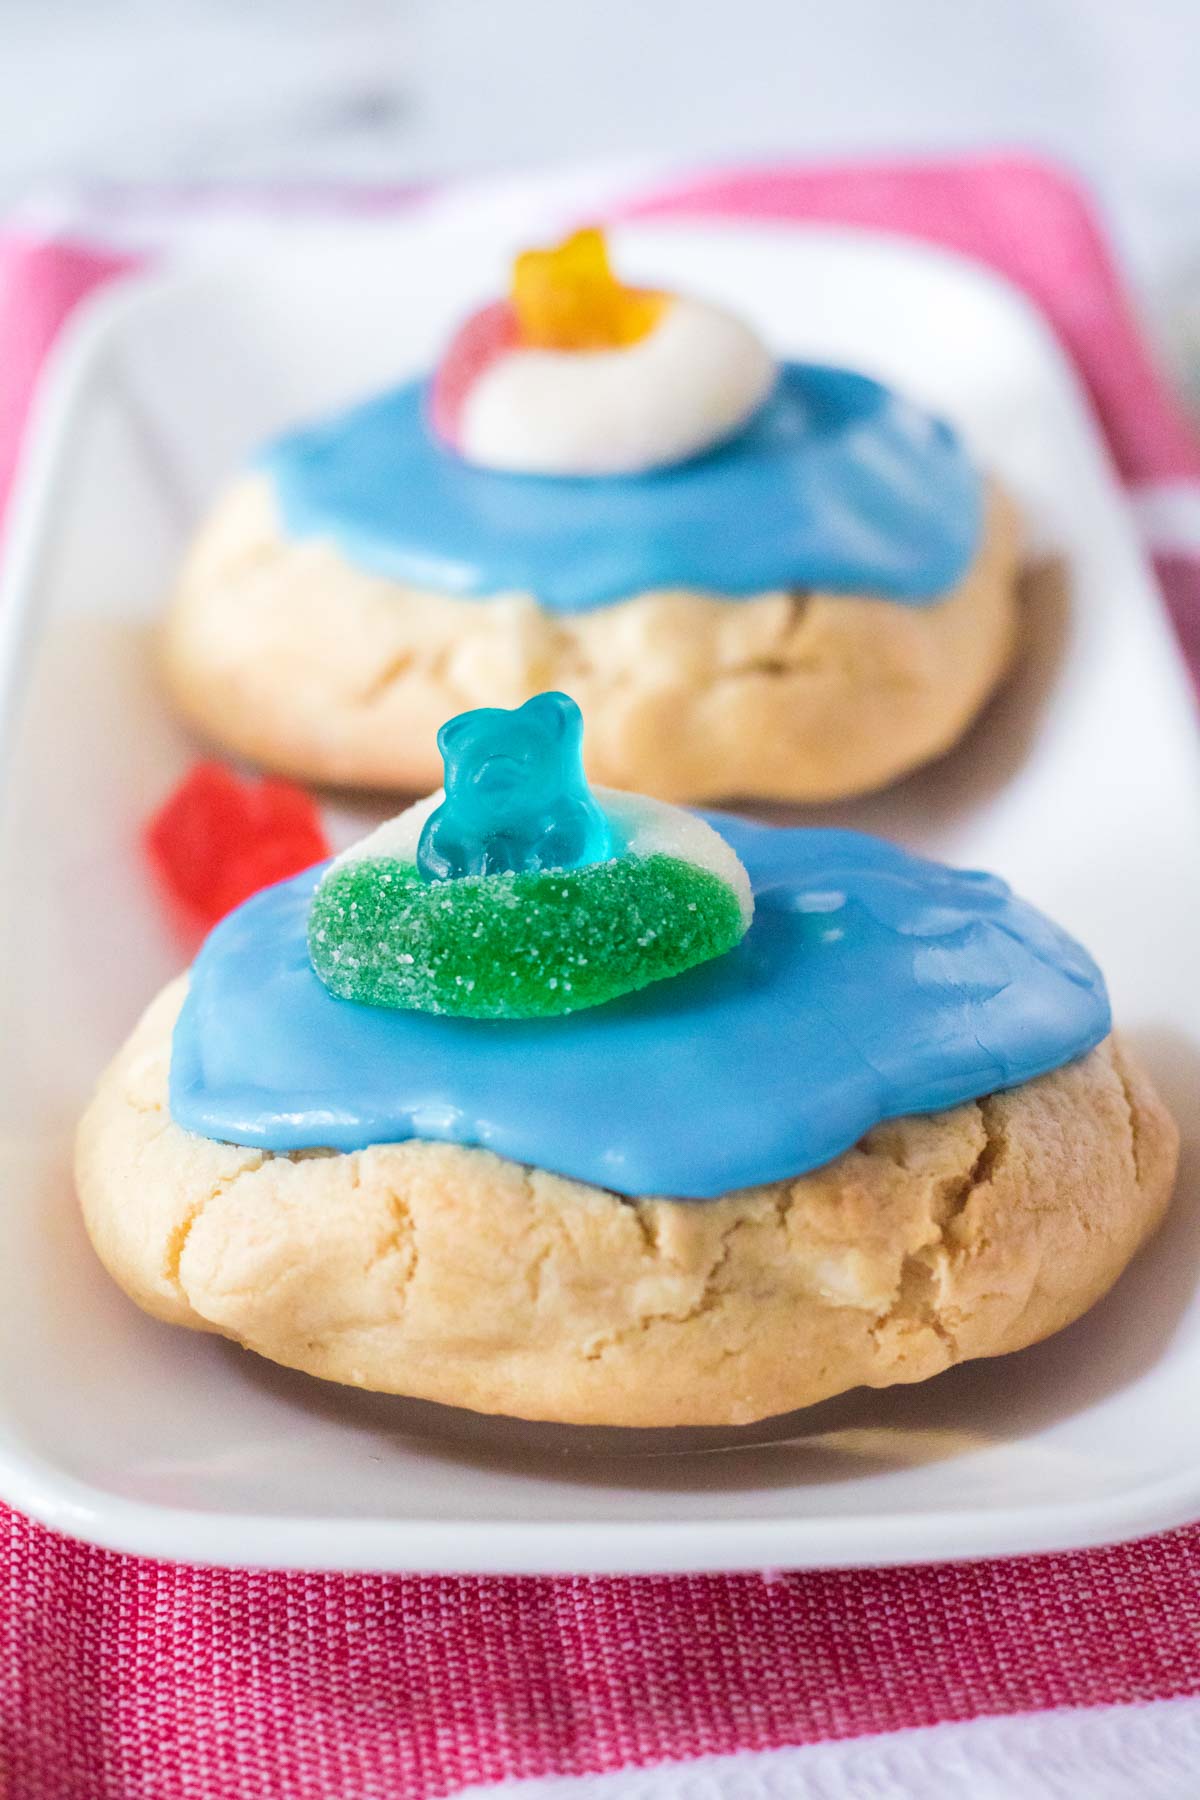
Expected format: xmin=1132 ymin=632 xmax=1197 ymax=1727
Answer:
xmin=163 ymin=230 xmax=1022 ymax=803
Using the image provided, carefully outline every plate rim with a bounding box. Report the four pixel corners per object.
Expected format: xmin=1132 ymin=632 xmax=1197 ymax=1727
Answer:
xmin=1 ymin=215 xmax=1196 ymax=1574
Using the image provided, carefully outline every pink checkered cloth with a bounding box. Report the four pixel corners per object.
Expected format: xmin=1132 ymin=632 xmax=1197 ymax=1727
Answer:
xmin=3 ymin=157 xmax=1200 ymax=1799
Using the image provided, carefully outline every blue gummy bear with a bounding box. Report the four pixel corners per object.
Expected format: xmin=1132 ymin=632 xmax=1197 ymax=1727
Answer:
xmin=417 ymin=691 xmax=613 ymax=881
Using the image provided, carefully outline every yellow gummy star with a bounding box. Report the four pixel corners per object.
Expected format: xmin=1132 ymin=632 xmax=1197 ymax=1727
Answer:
xmin=510 ymin=227 xmax=665 ymax=350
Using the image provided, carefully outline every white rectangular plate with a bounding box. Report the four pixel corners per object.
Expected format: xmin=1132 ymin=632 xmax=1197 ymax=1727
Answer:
xmin=1 ymin=213 xmax=1199 ymax=1573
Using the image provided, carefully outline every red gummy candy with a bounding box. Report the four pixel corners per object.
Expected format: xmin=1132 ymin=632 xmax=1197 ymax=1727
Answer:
xmin=145 ymin=762 xmax=330 ymax=927
xmin=428 ymin=298 xmax=519 ymax=444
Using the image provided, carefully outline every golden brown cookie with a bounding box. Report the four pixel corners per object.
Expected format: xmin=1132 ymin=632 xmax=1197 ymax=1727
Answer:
xmin=161 ymin=479 xmax=1020 ymax=803
xmin=75 ymin=981 xmax=1176 ymax=1428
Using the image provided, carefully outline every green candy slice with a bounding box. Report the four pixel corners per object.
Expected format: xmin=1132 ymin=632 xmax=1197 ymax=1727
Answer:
xmin=308 ymin=852 xmax=746 ymax=1020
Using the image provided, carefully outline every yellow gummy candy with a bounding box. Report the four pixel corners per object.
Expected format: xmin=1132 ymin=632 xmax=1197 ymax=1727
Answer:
xmin=510 ymin=228 xmax=665 ymax=350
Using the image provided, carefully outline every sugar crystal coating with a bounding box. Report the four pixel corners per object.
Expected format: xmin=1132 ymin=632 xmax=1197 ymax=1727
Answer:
xmin=308 ymin=853 xmax=745 ymax=1019
xmin=312 ymin=692 xmax=749 ymax=1018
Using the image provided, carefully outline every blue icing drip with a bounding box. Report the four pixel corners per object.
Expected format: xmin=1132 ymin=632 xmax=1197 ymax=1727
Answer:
xmin=169 ymin=818 xmax=1109 ymax=1201
xmin=260 ymin=363 xmax=983 ymax=613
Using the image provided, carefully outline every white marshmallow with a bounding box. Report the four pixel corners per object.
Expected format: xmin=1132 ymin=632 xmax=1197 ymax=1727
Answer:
xmin=456 ymin=297 xmax=776 ymax=477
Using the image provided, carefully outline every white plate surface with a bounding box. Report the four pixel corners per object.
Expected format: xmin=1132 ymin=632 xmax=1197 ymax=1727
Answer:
xmin=1 ymin=215 xmax=1198 ymax=1573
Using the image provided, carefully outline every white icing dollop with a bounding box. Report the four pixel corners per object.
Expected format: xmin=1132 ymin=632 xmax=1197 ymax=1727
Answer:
xmin=456 ymin=297 xmax=776 ymax=477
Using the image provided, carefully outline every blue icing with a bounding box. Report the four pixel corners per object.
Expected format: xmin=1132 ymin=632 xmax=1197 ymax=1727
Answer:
xmin=169 ymin=817 xmax=1109 ymax=1201
xmin=260 ymin=363 xmax=983 ymax=613
xmin=418 ymin=692 xmax=611 ymax=880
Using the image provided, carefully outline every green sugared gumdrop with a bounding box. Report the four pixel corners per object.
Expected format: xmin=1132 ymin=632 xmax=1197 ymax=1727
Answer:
xmin=417 ymin=691 xmax=611 ymax=881
xmin=308 ymin=853 xmax=745 ymax=1020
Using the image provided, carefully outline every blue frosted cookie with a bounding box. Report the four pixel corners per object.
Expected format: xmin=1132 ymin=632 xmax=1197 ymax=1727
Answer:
xmin=162 ymin=229 xmax=1020 ymax=803
xmin=74 ymin=696 xmax=1175 ymax=1428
